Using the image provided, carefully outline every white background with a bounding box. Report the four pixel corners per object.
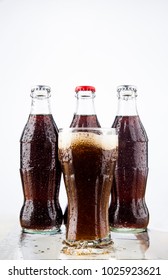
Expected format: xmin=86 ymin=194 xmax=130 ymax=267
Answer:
xmin=0 ymin=0 xmax=168 ymax=233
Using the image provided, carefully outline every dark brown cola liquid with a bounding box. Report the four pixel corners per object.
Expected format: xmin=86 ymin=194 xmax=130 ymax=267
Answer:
xmin=20 ymin=114 xmax=62 ymax=231
xmin=70 ymin=114 xmax=101 ymax=128
xmin=59 ymin=132 xmax=117 ymax=241
xmin=109 ymin=116 xmax=149 ymax=231
xmin=63 ymin=114 xmax=101 ymax=224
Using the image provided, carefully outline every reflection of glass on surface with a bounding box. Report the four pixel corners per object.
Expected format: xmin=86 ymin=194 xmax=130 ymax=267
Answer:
xmin=111 ymin=231 xmax=149 ymax=259
xmin=20 ymin=231 xmax=63 ymax=259
xmin=60 ymin=242 xmax=116 ymax=259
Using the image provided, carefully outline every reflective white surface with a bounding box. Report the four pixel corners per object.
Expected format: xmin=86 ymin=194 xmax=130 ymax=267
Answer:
xmin=0 ymin=226 xmax=167 ymax=260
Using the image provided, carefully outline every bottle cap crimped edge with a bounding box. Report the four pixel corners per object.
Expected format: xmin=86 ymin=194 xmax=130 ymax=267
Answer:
xmin=75 ymin=85 xmax=96 ymax=93
xmin=117 ymin=85 xmax=137 ymax=93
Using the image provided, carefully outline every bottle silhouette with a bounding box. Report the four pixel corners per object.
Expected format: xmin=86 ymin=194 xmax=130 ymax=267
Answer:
xmin=20 ymin=85 xmax=62 ymax=233
xmin=109 ymin=85 xmax=149 ymax=233
xmin=64 ymin=85 xmax=101 ymax=224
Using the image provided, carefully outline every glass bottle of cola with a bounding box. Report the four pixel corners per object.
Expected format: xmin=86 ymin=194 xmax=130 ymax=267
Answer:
xmin=63 ymin=85 xmax=101 ymax=224
xmin=20 ymin=85 xmax=63 ymax=233
xmin=109 ymin=85 xmax=149 ymax=233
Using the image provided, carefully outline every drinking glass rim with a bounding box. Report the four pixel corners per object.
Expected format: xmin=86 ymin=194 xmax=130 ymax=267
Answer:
xmin=59 ymin=127 xmax=117 ymax=134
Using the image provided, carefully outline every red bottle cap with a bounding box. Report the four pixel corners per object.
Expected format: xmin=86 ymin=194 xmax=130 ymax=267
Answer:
xmin=75 ymin=86 xmax=96 ymax=93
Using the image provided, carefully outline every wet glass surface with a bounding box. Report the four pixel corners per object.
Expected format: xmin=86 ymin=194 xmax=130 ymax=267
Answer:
xmin=0 ymin=226 xmax=167 ymax=260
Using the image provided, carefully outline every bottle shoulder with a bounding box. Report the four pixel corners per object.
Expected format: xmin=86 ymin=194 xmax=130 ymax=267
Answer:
xmin=112 ymin=115 xmax=148 ymax=142
xmin=20 ymin=114 xmax=58 ymax=142
xmin=70 ymin=114 xmax=101 ymax=127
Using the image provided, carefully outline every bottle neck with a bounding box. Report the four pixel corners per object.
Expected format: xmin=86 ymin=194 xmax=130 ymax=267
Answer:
xmin=30 ymin=87 xmax=52 ymax=115
xmin=74 ymin=91 xmax=96 ymax=115
xmin=117 ymin=93 xmax=138 ymax=116
xmin=30 ymin=97 xmax=51 ymax=115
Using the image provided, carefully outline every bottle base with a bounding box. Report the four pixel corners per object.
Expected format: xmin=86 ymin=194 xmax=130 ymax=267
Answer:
xmin=62 ymin=233 xmax=113 ymax=255
xmin=110 ymin=226 xmax=147 ymax=234
xmin=22 ymin=227 xmax=61 ymax=235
